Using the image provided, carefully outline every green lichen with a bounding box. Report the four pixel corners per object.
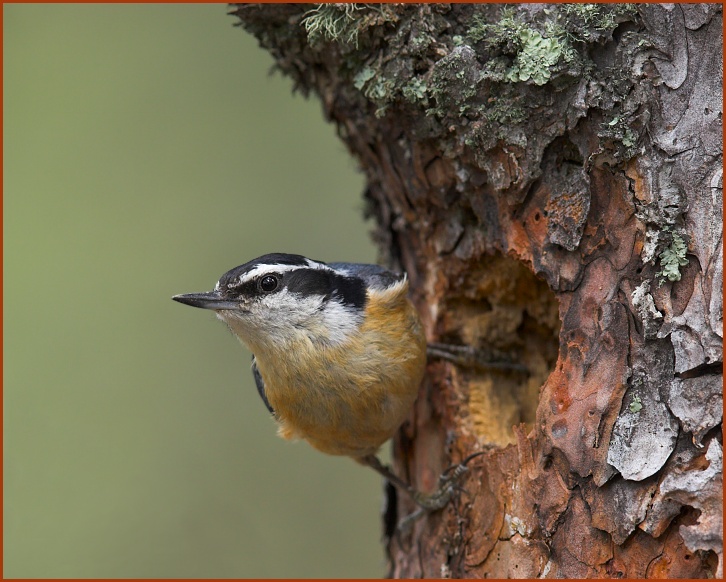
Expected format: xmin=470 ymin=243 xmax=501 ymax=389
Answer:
xmin=292 ymin=4 xmax=642 ymax=151
xmin=628 ymin=394 xmax=643 ymax=414
xmin=467 ymin=6 xmax=520 ymax=47
xmin=479 ymin=96 xmax=527 ymax=126
xmin=302 ymin=4 xmax=365 ymax=47
xmin=353 ymin=66 xmax=376 ymax=90
xmin=657 ymin=232 xmax=689 ymax=284
xmin=599 ymin=114 xmax=641 ymax=159
xmin=560 ymin=4 xmax=638 ymax=42
xmin=506 ymin=28 xmax=564 ymax=85
xmin=425 ymin=46 xmax=481 ymax=118
xmin=352 ymin=64 xmax=397 ymax=117
xmin=622 ymin=128 xmax=637 ymax=148
xmin=302 ymin=4 xmax=399 ymax=49
xmin=468 ymin=7 xmax=582 ymax=87
xmin=467 ymin=4 xmax=636 ymax=88
xmin=401 ymin=77 xmax=428 ymax=103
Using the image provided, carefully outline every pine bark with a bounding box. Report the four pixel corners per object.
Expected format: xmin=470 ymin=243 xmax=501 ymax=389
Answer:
xmin=232 ymin=4 xmax=722 ymax=577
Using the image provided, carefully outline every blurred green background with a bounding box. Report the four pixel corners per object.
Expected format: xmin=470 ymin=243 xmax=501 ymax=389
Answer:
xmin=4 ymin=4 xmax=387 ymax=578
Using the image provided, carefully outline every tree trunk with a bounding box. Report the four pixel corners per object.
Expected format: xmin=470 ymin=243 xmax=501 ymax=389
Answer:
xmin=232 ymin=4 xmax=722 ymax=578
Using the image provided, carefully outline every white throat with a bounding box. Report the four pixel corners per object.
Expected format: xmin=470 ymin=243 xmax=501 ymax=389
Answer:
xmin=216 ymin=291 xmax=363 ymax=351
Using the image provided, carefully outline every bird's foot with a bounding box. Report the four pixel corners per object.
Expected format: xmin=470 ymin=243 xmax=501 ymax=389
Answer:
xmin=410 ymin=451 xmax=484 ymax=510
xmin=361 ymin=451 xmax=487 ymax=531
xmin=427 ymin=342 xmax=528 ymax=373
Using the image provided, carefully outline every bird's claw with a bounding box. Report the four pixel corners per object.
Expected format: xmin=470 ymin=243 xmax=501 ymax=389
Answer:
xmin=397 ymin=450 xmax=487 ymax=531
xmin=411 ymin=470 xmax=463 ymax=510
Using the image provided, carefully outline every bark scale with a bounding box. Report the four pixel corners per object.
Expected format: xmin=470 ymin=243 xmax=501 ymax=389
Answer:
xmin=233 ymin=4 xmax=722 ymax=577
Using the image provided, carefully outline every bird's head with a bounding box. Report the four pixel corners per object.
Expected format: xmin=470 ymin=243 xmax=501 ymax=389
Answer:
xmin=173 ymin=253 xmax=370 ymax=350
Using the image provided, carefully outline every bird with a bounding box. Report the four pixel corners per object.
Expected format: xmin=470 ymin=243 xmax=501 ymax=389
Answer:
xmin=173 ymin=252 xmax=483 ymax=513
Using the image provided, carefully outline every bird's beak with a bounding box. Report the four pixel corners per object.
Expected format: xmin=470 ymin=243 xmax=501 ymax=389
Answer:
xmin=172 ymin=291 xmax=243 ymax=311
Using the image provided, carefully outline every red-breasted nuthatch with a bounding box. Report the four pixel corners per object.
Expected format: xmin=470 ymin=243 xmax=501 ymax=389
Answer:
xmin=173 ymin=253 xmax=479 ymax=512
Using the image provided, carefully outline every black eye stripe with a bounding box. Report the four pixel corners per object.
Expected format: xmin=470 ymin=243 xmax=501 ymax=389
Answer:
xmin=224 ymin=278 xmax=256 ymax=297
xmin=283 ymin=269 xmax=366 ymax=309
xmin=219 ymin=265 xmax=367 ymax=309
xmin=283 ymin=269 xmax=330 ymax=298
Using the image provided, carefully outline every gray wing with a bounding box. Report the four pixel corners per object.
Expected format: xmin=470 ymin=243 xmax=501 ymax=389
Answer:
xmin=328 ymin=262 xmax=404 ymax=291
xmin=251 ymin=356 xmax=275 ymax=416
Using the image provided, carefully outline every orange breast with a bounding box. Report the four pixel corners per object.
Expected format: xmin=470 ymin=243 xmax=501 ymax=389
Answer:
xmin=256 ymin=283 xmax=427 ymax=458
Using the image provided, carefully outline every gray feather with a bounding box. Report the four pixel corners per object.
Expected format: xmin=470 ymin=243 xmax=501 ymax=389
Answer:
xmin=328 ymin=262 xmax=404 ymax=291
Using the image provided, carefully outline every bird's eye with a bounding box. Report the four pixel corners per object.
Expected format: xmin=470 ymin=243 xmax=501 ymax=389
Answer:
xmin=259 ymin=275 xmax=279 ymax=293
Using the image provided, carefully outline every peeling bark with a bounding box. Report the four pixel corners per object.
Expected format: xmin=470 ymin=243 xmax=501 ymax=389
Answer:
xmin=232 ymin=4 xmax=722 ymax=577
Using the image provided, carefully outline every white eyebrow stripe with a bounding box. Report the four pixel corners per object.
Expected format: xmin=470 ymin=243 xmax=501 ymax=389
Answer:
xmin=230 ymin=261 xmax=331 ymax=287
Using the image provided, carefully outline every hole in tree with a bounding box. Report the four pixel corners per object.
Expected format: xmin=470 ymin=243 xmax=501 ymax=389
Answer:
xmin=437 ymin=251 xmax=560 ymax=447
